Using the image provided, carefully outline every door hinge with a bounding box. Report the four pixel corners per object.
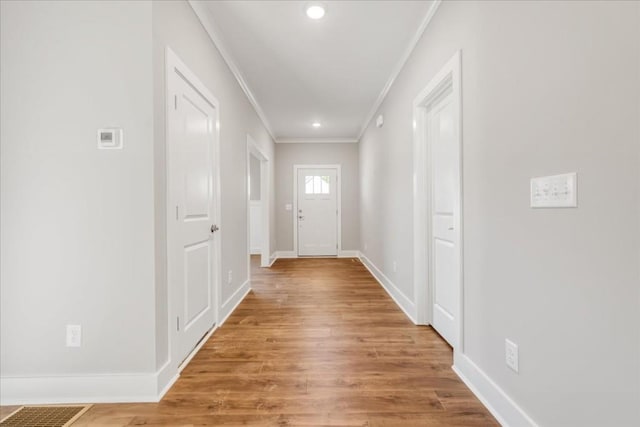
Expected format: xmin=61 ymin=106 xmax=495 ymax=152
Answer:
xmin=174 ymin=95 xmax=178 ymax=110
xmin=177 ymin=316 xmax=180 ymax=331
xmin=175 ymin=205 xmax=179 ymax=220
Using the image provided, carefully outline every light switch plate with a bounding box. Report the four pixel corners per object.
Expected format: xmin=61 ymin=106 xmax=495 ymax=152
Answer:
xmin=530 ymin=173 xmax=577 ymax=208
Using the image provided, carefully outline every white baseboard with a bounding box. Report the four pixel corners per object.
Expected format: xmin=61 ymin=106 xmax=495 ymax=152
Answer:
xmin=273 ymin=250 xmax=359 ymax=259
xmin=268 ymin=252 xmax=278 ymax=267
xmin=358 ymin=252 xmax=417 ymax=323
xmin=274 ymin=250 xmax=297 ymax=259
xmin=0 ymin=355 xmax=184 ymax=406
xmin=219 ymin=279 xmax=251 ymax=327
xmin=155 ymin=360 xmax=178 ymax=400
xmin=0 ymin=371 xmax=162 ymax=405
xmin=453 ymin=352 xmax=539 ymax=427
xmin=250 ymin=248 xmax=261 ymax=255
xmin=338 ymin=250 xmax=359 ymax=258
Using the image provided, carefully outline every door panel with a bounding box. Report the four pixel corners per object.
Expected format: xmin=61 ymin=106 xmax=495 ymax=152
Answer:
xmin=169 ymin=72 xmax=218 ymax=364
xmin=430 ymin=93 xmax=459 ymax=347
xmin=182 ymin=98 xmax=212 ymax=220
xmin=434 ymin=239 xmax=455 ymax=316
xmin=297 ymin=168 xmax=338 ymax=256
xmin=184 ymin=241 xmax=210 ymax=329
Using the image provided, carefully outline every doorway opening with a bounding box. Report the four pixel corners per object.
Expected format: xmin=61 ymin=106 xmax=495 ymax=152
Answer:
xmin=247 ymin=135 xmax=271 ymax=270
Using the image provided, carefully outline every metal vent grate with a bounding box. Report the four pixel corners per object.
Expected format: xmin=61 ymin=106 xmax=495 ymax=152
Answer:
xmin=0 ymin=405 xmax=92 ymax=427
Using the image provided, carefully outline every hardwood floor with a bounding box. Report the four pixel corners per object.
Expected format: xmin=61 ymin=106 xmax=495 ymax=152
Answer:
xmin=3 ymin=257 xmax=497 ymax=426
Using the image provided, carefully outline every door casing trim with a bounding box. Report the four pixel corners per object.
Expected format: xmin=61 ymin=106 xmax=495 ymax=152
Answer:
xmin=246 ymin=134 xmax=271 ymax=270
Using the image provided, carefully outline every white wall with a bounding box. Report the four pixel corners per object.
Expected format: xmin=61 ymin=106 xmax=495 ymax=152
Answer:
xmin=249 ymin=154 xmax=261 ymax=201
xmin=1 ymin=0 xmax=156 ymax=377
xmin=275 ymin=143 xmax=360 ymax=253
xmin=249 ymin=154 xmax=262 ymax=253
xmin=152 ymin=0 xmax=276 ymax=368
xmin=359 ymin=1 xmax=640 ymax=426
xmin=1 ymin=0 xmax=276 ymax=402
xmin=250 ymin=202 xmax=262 ymax=254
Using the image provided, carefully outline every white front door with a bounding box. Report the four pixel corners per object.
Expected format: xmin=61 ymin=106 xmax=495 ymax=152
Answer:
xmin=168 ymin=65 xmax=218 ymax=364
xmin=297 ymin=168 xmax=338 ymax=256
xmin=429 ymin=89 xmax=460 ymax=347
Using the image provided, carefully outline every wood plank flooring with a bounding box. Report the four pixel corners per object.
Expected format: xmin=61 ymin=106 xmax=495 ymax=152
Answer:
xmin=2 ymin=257 xmax=497 ymax=426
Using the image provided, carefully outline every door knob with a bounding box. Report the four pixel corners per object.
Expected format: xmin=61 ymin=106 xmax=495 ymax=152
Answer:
xmin=211 ymin=224 xmax=219 ymax=233
xmin=298 ymin=216 xmax=304 ymax=220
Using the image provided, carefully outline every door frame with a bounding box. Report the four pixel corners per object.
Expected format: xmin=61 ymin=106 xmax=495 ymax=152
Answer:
xmin=412 ymin=50 xmax=463 ymax=350
xmin=292 ymin=164 xmax=342 ymax=257
xmin=246 ymin=134 xmax=271 ymax=270
xmin=165 ymin=47 xmax=222 ymax=372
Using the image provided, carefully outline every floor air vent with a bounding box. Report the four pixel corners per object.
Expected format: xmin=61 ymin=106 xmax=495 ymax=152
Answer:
xmin=0 ymin=405 xmax=92 ymax=427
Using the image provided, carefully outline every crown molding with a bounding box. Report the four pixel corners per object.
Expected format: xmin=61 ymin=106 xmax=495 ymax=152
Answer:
xmin=275 ymin=137 xmax=359 ymax=144
xmin=188 ymin=0 xmax=276 ymax=141
xmin=357 ymin=0 xmax=442 ymax=139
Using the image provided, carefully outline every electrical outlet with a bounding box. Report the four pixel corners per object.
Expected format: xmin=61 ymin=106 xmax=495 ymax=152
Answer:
xmin=392 ymin=261 xmax=397 ymax=273
xmin=66 ymin=325 xmax=82 ymax=347
xmin=227 ymin=270 xmax=233 ymax=285
xmin=505 ymin=339 xmax=519 ymax=372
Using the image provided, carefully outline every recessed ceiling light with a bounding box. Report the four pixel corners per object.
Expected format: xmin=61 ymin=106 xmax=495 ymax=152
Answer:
xmin=305 ymin=3 xmax=326 ymax=20
xmin=312 ymin=122 xmax=321 ymax=128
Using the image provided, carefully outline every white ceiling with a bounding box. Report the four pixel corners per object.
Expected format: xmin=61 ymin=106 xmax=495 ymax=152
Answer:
xmin=197 ymin=1 xmax=437 ymax=142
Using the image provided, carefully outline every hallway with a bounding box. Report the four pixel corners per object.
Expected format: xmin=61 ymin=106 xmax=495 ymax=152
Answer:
xmin=52 ymin=257 xmax=495 ymax=426
xmin=1 ymin=2 xmax=639 ymax=424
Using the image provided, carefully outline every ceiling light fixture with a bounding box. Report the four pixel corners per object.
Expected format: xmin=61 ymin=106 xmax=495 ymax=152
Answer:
xmin=312 ymin=122 xmax=322 ymax=128
xmin=305 ymin=3 xmax=326 ymax=20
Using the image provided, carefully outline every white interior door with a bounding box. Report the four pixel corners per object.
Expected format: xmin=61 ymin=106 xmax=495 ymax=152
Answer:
xmin=168 ymin=68 xmax=218 ymax=364
xmin=429 ymin=89 xmax=460 ymax=347
xmin=297 ymin=168 xmax=338 ymax=256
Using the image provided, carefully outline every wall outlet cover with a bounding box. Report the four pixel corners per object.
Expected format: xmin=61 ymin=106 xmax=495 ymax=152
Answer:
xmin=66 ymin=325 xmax=82 ymax=347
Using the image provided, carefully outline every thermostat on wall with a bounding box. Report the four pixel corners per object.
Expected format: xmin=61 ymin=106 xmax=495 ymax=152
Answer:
xmin=97 ymin=128 xmax=123 ymax=149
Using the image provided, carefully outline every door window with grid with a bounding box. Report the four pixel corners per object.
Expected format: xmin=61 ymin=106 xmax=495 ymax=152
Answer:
xmin=304 ymin=175 xmax=330 ymax=194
